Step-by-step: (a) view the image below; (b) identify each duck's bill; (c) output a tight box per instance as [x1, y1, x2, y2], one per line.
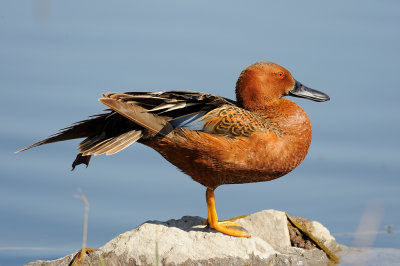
[289, 80, 330, 102]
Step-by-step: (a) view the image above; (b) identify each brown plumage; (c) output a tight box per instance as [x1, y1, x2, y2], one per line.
[17, 61, 330, 237]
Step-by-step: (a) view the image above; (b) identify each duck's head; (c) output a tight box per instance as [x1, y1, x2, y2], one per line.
[235, 61, 330, 110]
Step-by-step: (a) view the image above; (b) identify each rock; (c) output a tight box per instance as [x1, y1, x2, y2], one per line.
[26, 210, 344, 266]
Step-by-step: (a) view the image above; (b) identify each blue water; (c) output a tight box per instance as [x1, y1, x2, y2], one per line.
[1, 1, 400, 265]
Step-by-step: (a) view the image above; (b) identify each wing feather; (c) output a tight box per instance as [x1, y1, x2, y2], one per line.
[17, 90, 239, 169]
[201, 105, 269, 137]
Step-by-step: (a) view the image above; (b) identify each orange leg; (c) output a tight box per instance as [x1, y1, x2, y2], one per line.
[206, 187, 250, 237]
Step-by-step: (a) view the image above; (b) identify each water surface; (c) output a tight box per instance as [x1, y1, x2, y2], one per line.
[1, 1, 399, 265]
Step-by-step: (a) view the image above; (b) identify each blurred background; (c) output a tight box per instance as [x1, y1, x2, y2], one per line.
[1, 0, 399, 264]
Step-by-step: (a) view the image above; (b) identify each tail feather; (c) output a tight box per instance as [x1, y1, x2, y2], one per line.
[16, 114, 109, 153]
[81, 130, 142, 156]
[102, 130, 142, 155]
[72, 154, 91, 170]
[17, 111, 144, 169]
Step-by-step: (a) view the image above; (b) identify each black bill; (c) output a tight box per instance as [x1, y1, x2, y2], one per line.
[289, 80, 330, 102]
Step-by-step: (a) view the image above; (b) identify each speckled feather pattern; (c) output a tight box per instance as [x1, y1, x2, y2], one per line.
[201, 105, 268, 138]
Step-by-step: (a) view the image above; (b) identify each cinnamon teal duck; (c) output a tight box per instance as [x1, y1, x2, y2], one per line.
[18, 61, 330, 237]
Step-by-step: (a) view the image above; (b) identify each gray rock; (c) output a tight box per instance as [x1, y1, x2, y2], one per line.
[26, 210, 343, 266]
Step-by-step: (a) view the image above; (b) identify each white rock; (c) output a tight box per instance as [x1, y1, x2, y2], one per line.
[27, 210, 341, 266]
[310, 221, 336, 247]
[236, 209, 291, 249]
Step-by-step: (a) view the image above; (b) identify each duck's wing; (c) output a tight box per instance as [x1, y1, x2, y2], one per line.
[199, 105, 270, 138]
[113, 91, 270, 138]
[99, 91, 269, 139]
[101, 91, 235, 120]
[17, 90, 235, 169]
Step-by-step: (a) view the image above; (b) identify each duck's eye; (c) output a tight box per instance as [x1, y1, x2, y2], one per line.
[275, 71, 285, 78]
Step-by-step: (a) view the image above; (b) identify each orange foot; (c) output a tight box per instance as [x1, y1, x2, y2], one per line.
[206, 188, 250, 238]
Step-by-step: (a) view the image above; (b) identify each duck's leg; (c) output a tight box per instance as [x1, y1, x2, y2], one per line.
[206, 187, 250, 237]
[204, 209, 241, 227]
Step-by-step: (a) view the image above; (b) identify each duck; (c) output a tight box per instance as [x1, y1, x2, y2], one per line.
[17, 61, 330, 238]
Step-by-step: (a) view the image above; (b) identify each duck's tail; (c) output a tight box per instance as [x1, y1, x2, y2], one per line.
[16, 111, 145, 169]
